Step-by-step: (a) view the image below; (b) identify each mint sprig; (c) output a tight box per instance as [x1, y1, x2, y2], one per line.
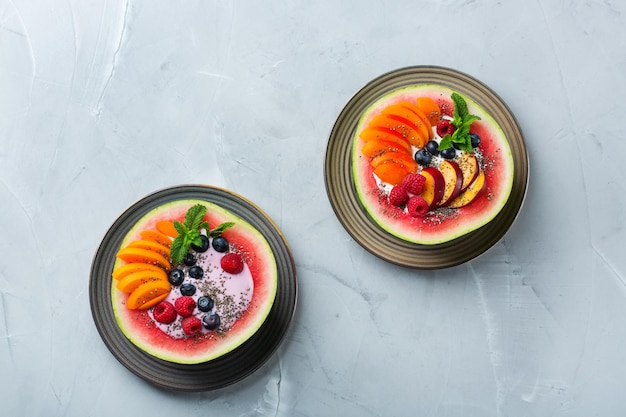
[169, 204, 234, 265]
[439, 92, 480, 153]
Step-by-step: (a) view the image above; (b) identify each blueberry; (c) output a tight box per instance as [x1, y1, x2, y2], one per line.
[202, 312, 221, 331]
[191, 235, 210, 253]
[168, 269, 184, 286]
[189, 265, 204, 279]
[211, 236, 229, 253]
[183, 253, 196, 266]
[470, 133, 481, 148]
[440, 147, 457, 159]
[197, 296, 214, 312]
[425, 140, 439, 155]
[180, 283, 196, 296]
[414, 148, 432, 166]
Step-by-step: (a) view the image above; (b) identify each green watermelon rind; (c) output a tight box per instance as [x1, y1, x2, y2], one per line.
[352, 84, 515, 245]
[111, 199, 278, 364]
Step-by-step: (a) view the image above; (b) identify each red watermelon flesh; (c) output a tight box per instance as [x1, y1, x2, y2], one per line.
[111, 200, 277, 364]
[352, 85, 514, 245]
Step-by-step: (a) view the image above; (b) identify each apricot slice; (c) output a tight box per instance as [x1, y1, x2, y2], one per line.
[370, 151, 418, 172]
[156, 220, 178, 238]
[116, 269, 168, 293]
[397, 101, 434, 140]
[416, 97, 442, 126]
[362, 139, 410, 158]
[140, 230, 172, 247]
[112, 263, 167, 281]
[359, 127, 412, 153]
[127, 240, 171, 258]
[381, 104, 429, 147]
[137, 292, 169, 310]
[373, 160, 413, 185]
[116, 247, 171, 270]
[126, 280, 171, 310]
[367, 113, 425, 148]
[448, 170, 486, 209]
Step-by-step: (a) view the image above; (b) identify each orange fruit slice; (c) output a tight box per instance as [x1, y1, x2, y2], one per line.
[140, 230, 172, 247]
[359, 127, 412, 153]
[156, 220, 178, 238]
[116, 269, 168, 293]
[112, 263, 167, 281]
[126, 280, 171, 310]
[367, 113, 425, 148]
[116, 247, 171, 270]
[126, 240, 171, 258]
[416, 97, 442, 126]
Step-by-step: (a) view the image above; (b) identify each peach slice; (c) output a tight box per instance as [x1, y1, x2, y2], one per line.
[381, 105, 428, 148]
[116, 247, 171, 270]
[416, 97, 442, 126]
[420, 167, 446, 208]
[438, 160, 464, 206]
[373, 160, 413, 186]
[448, 170, 486, 209]
[362, 139, 411, 158]
[367, 113, 425, 148]
[156, 220, 178, 238]
[126, 280, 172, 310]
[397, 101, 434, 140]
[370, 151, 418, 172]
[457, 153, 480, 191]
[127, 240, 170, 258]
[140, 230, 172, 247]
[116, 269, 168, 293]
[112, 263, 167, 281]
[359, 126, 412, 153]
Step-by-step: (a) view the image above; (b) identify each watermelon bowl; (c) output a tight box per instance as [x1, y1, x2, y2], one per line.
[325, 66, 529, 269]
[90, 185, 297, 391]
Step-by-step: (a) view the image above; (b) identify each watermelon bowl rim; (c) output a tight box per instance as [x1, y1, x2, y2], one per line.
[89, 184, 297, 391]
[324, 65, 529, 269]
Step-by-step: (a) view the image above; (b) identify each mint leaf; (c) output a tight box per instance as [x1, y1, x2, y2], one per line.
[210, 222, 235, 238]
[170, 235, 186, 265]
[451, 92, 468, 120]
[439, 134, 453, 151]
[200, 221, 210, 236]
[173, 220, 187, 236]
[185, 204, 207, 230]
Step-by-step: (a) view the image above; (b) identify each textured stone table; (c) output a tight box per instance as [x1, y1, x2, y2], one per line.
[2, 0, 625, 415]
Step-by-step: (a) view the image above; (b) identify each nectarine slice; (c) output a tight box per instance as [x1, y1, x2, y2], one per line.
[116, 247, 171, 270]
[438, 160, 464, 206]
[381, 105, 428, 148]
[126, 280, 171, 310]
[127, 240, 171, 258]
[362, 139, 411, 158]
[367, 113, 425, 148]
[156, 220, 178, 238]
[457, 153, 480, 191]
[448, 170, 486, 209]
[420, 167, 446, 208]
[359, 126, 412, 153]
[373, 160, 413, 186]
[116, 269, 168, 294]
[140, 230, 172, 247]
[112, 263, 167, 281]
[416, 97, 442, 126]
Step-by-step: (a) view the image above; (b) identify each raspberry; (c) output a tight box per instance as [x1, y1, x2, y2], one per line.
[174, 296, 196, 318]
[401, 173, 426, 195]
[153, 301, 177, 324]
[181, 316, 202, 336]
[406, 196, 429, 217]
[221, 253, 244, 274]
[436, 119, 456, 137]
[388, 184, 409, 207]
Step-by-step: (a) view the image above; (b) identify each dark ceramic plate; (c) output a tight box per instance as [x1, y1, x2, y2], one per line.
[90, 185, 297, 391]
[324, 66, 528, 269]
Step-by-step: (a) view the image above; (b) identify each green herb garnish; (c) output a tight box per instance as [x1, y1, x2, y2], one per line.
[169, 204, 234, 265]
[439, 92, 480, 153]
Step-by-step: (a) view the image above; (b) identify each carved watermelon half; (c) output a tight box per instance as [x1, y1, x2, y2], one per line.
[352, 85, 515, 244]
[111, 200, 278, 364]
